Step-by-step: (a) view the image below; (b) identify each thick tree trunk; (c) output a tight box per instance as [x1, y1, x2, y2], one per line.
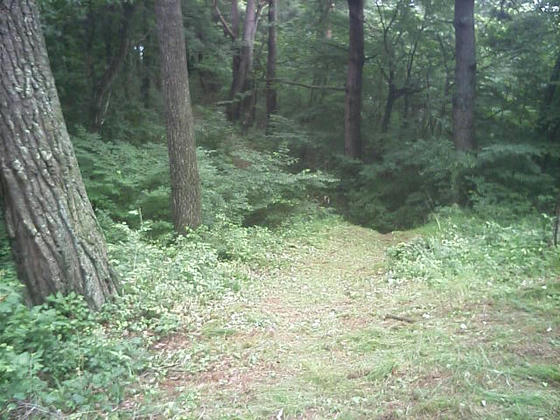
[0, 0, 118, 309]
[228, 0, 258, 123]
[90, 2, 137, 132]
[266, 0, 278, 130]
[344, 0, 365, 159]
[155, 0, 202, 232]
[453, 0, 476, 151]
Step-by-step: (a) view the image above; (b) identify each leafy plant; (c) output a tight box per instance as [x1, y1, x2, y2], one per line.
[387, 206, 560, 285]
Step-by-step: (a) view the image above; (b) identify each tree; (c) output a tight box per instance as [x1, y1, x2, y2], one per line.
[89, 2, 138, 132]
[373, 0, 426, 134]
[0, 0, 118, 309]
[228, 0, 260, 125]
[344, 0, 365, 159]
[213, 0, 242, 119]
[541, 50, 560, 140]
[266, 0, 278, 129]
[155, 0, 202, 232]
[453, 0, 477, 151]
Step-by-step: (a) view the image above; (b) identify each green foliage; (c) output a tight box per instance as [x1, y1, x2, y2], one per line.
[102, 220, 250, 335]
[340, 138, 467, 232]
[0, 199, 334, 416]
[0, 274, 144, 415]
[387, 206, 560, 286]
[0, 214, 142, 416]
[338, 136, 558, 232]
[469, 142, 558, 214]
[74, 114, 336, 235]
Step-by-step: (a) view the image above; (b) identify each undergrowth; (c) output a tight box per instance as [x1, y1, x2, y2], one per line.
[73, 113, 335, 236]
[387, 205, 560, 288]
[0, 204, 334, 416]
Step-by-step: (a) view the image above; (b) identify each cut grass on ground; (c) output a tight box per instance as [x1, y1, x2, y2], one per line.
[120, 220, 560, 419]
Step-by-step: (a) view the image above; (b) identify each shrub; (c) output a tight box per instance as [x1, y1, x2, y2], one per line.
[73, 116, 336, 235]
[0, 272, 144, 415]
[387, 207, 560, 286]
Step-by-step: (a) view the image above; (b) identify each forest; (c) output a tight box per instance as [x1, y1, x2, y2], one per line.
[0, 0, 559, 418]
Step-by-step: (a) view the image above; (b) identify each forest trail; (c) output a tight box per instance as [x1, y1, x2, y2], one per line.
[127, 223, 559, 419]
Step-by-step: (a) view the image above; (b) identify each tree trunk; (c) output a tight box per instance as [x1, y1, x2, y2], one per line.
[453, 0, 476, 151]
[308, 0, 334, 106]
[141, 5, 155, 109]
[544, 52, 560, 107]
[224, 0, 242, 120]
[228, 0, 258, 122]
[381, 84, 396, 133]
[155, 0, 202, 232]
[540, 51, 560, 140]
[266, 0, 278, 131]
[90, 2, 137, 132]
[0, 0, 118, 309]
[344, 0, 365, 159]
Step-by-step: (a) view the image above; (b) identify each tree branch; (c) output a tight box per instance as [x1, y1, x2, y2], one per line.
[213, 0, 235, 39]
[273, 79, 345, 91]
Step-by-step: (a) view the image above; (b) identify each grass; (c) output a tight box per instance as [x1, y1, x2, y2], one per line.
[115, 212, 559, 419]
[3, 208, 555, 417]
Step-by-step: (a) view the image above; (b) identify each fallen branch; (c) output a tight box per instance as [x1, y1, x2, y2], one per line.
[384, 314, 415, 323]
[272, 79, 345, 91]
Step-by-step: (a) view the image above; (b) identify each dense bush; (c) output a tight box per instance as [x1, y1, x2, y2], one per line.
[0, 271, 145, 416]
[337, 137, 558, 232]
[73, 113, 335, 235]
[339, 138, 465, 232]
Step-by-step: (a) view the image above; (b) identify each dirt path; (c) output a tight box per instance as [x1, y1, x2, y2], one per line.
[126, 223, 559, 419]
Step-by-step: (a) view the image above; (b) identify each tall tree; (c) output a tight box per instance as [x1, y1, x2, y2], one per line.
[213, 0, 242, 120]
[344, 0, 365, 159]
[228, 0, 260, 124]
[266, 0, 278, 129]
[89, 2, 137, 132]
[0, 0, 118, 309]
[453, 0, 477, 151]
[541, 50, 560, 140]
[155, 0, 202, 232]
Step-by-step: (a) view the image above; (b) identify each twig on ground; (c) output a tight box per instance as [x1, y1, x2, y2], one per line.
[384, 314, 415, 323]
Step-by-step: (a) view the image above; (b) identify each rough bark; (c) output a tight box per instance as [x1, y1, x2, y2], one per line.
[155, 0, 202, 232]
[0, 0, 118, 309]
[266, 0, 278, 130]
[344, 0, 365, 159]
[90, 2, 137, 132]
[228, 0, 258, 122]
[453, 0, 476, 151]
